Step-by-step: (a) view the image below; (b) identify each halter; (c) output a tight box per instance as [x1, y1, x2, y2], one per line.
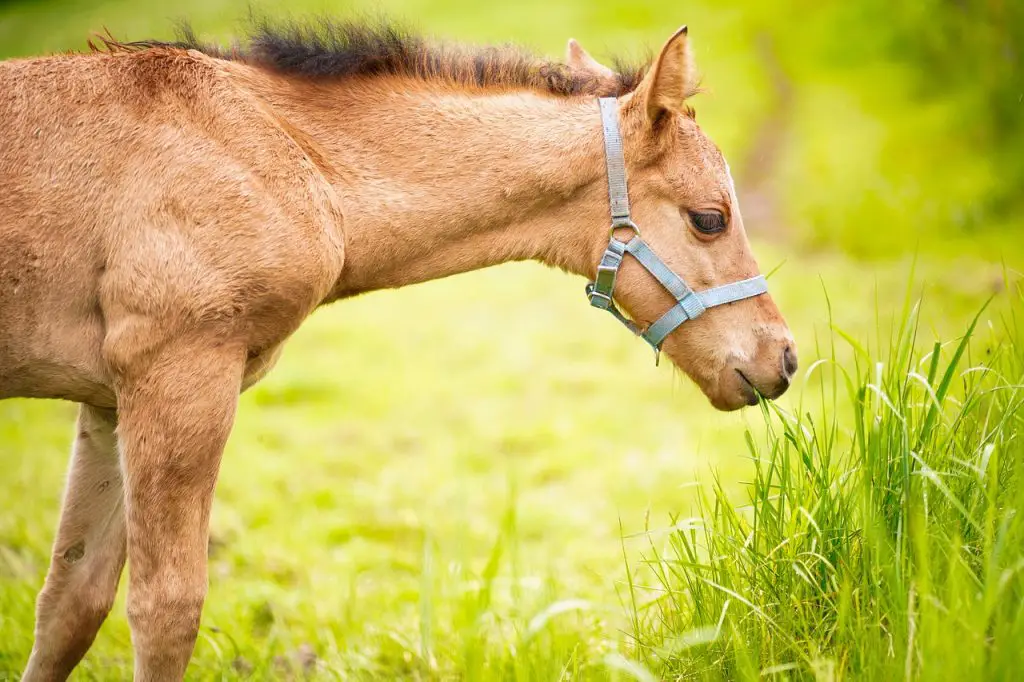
[585, 97, 768, 363]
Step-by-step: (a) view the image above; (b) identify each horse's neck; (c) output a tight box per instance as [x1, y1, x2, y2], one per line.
[243, 71, 608, 297]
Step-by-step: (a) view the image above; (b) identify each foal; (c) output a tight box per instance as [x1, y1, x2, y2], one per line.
[0, 19, 795, 679]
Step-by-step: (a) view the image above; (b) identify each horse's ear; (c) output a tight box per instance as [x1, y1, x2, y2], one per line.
[633, 26, 696, 126]
[566, 38, 615, 79]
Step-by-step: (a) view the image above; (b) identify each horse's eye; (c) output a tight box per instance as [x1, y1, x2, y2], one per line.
[688, 211, 727, 235]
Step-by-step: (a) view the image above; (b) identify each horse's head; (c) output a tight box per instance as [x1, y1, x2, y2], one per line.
[571, 28, 796, 411]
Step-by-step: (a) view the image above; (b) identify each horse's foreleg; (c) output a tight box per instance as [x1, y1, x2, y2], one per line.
[114, 337, 245, 681]
[23, 405, 127, 682]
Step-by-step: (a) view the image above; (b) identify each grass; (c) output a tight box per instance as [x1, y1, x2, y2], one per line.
[627, 289, 1024, 680]
[1, 0, 1022, 679]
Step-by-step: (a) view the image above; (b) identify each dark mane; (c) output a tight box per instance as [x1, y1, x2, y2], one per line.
[124, 18, 650, 97]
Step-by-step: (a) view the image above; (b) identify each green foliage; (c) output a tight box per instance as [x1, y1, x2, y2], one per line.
[863, 0, 1024, 217]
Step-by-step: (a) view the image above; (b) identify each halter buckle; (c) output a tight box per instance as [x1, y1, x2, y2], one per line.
[591, 266, 618, 307]
[585, 282, 612, 309]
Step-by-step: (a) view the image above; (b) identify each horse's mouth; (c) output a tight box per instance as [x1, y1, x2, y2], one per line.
[734, 369, 761, 406]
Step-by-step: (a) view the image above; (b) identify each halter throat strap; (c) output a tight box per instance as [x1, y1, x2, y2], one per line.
[585, 97, 768, 360]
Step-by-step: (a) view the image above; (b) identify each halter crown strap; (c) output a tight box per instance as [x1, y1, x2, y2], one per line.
[599, 98, 633, 229]
[586, 97, 769, 360]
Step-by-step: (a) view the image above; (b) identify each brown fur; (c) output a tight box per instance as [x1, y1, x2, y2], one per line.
[1, 21, 794, 680]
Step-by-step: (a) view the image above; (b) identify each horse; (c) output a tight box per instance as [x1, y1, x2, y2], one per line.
[0, 18, 796, 680]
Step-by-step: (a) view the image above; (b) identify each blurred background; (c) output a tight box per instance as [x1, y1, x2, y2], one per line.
[0, 0, 1020, 678]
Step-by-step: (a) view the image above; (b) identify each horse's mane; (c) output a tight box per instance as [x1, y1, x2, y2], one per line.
[116, 18, 650, 98]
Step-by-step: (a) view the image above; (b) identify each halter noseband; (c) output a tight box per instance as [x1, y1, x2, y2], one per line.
[585, 97, 768, 363]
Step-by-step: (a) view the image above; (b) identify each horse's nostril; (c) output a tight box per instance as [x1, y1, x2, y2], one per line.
[782, 345, 798, 378]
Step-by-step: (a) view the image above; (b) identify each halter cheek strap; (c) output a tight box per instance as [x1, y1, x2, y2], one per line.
[585, 97, 768, 362]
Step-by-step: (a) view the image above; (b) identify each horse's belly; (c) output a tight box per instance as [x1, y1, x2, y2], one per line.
[0, 224, 114, 406]
[0, 312, 114, 406]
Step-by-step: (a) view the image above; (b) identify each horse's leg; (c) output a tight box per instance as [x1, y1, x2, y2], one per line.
[114, 336, 244, 681]
[23, 405, 127, 682]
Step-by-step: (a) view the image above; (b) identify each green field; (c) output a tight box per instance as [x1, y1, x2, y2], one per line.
[1, 0, 1021, 679]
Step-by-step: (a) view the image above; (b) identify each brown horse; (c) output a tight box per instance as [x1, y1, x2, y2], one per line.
[0, 19, 795, 680]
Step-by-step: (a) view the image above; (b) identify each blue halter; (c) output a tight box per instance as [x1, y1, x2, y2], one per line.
[585, 98, 768, 362]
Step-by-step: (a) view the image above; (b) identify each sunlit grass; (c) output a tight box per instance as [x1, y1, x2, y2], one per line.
[625, 286, 1024, 680]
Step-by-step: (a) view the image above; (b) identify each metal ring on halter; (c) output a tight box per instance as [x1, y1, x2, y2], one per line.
[610, 217, 640, 238]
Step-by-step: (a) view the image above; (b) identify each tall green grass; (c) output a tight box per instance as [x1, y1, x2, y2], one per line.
[628, 286, 1024, 680]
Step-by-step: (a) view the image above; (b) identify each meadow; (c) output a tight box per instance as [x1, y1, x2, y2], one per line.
[0, 0, 1021, 679]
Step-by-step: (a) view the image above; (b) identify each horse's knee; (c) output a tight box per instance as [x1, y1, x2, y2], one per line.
[127, 580, 207, 630]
